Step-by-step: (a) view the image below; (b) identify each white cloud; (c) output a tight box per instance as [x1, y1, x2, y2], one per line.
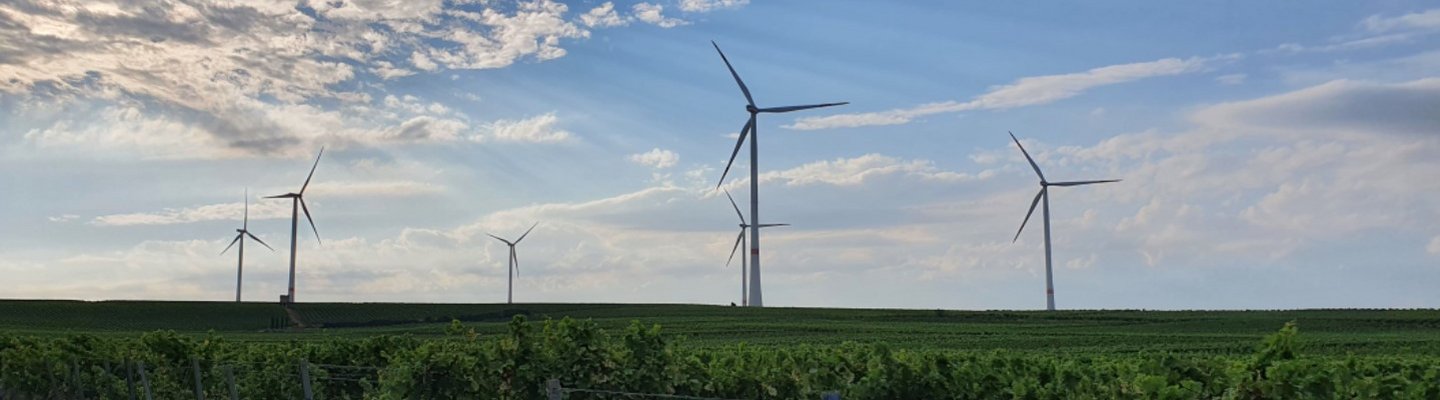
[787, 55, 1228, 130]
[479, 112, 575, 143]
[632, 3, 689, 28]
[678, 0, 749, 12]
[21, 106, 241, 160]
[48, 214, 79, 223]
[1361, 8, 1440, 33]
[580, 2, 628, 28]
[370, 61, 417, 80]
[0, 0, 616, 158]
[412, 51, 439, 71]
[629, 148, 680, 169]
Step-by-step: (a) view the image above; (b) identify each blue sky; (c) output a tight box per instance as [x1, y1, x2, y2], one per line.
[1, 0, 1438, 309]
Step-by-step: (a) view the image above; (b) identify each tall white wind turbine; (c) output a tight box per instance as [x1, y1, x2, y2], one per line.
[221, 189, 274, 303]
[488, 222, 537, 304]
[265, 148, 323, 304]
[712, 41, 847, 307]
[724, 190, 787, 306]
[1009, 132, 1120, 311]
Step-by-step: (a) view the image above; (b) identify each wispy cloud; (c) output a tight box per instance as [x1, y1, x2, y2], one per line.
[477, 113, 575, 143]
[1192, 78, 1440, 136]
[90, 181, 445, 226]
[1215, 74, 1247, 85]
[679, 0, 750, 12]
[1361, 8, 1440, 33]
[786, 55, 1231, 130]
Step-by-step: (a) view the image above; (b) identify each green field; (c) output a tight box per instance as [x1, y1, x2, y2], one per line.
[4, 301, 1440, 398]
[3, 300, 1438, 356]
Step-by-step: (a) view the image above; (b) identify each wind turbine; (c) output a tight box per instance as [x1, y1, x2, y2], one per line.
[221, 189, 274, 303]
[265, 148, 323, 304]
[488, 222, 537, 304]
[712, 41, 847, 307]
[1008, 132, 1120, 311]
[724, 190, 787, 306]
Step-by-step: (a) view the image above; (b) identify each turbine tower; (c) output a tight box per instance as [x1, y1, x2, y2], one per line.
[265, 148, 323, 304]
[712, 41, 847, 307]
[488, 222, 537, 304]
[221, 189, 274, 303]
[1008, 132, 1120, 311]
[724, 190, 787, 306]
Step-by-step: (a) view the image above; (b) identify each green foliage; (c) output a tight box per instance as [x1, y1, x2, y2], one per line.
[4, 320, 1440, 399]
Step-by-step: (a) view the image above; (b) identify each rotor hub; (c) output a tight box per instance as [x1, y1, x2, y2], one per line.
[745, 105, 758, 113]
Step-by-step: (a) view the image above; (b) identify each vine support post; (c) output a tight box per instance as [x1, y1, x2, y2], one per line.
[137, 361, 153, 400]
[223, 365, 239, 400]
[124, 358, 137, 400]
[546, 378, 562, 400]
[299, 359, 314, 400]
[191, 357, 206, 400]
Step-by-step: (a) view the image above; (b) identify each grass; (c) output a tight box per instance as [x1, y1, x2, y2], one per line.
[2, 300, 1438, 356]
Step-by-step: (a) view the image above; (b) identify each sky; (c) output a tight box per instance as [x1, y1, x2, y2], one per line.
[1, 1, 1438, 310]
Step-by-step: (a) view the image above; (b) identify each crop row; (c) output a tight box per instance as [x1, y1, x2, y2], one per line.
[2, 318, 1438, 399]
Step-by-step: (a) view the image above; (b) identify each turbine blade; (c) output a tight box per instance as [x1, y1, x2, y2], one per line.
[1009, 131, 1046, 182]
[758, 102, 849, 113]
[1048, 179, 1122, 187]
[299, 147, 324, 195]
[514, 222, 538, 244]
[756, 223, 789, 228]
[487, 233, 511, 245]
[300, 198, 320, 245]
[221, 234, 242, 255]
[716, 117, 754, 189]
[246, 232, 276, 251]
[724, 189, 745, 224]
[243, 188, 249, 230]
[263, 194, 294, 199]
[711, 41, 755, 107]
[726, 231, 745, 267]
[1013, 188, 1045, 243]
[511, 248, 520, 277]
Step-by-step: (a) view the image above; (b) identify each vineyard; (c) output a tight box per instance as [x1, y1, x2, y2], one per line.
[2, 301, 1440, 398]
[3, 317, 1440, 399]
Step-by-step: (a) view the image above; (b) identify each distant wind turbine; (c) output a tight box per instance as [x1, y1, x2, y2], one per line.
[488, 222, 538, 304]
[724, 190, 787, 306]
[1008, 132, 1120, 311]
[265, 148, 324, 304]
[221, 189, 274, 303]
[712, 41, 847, 307]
